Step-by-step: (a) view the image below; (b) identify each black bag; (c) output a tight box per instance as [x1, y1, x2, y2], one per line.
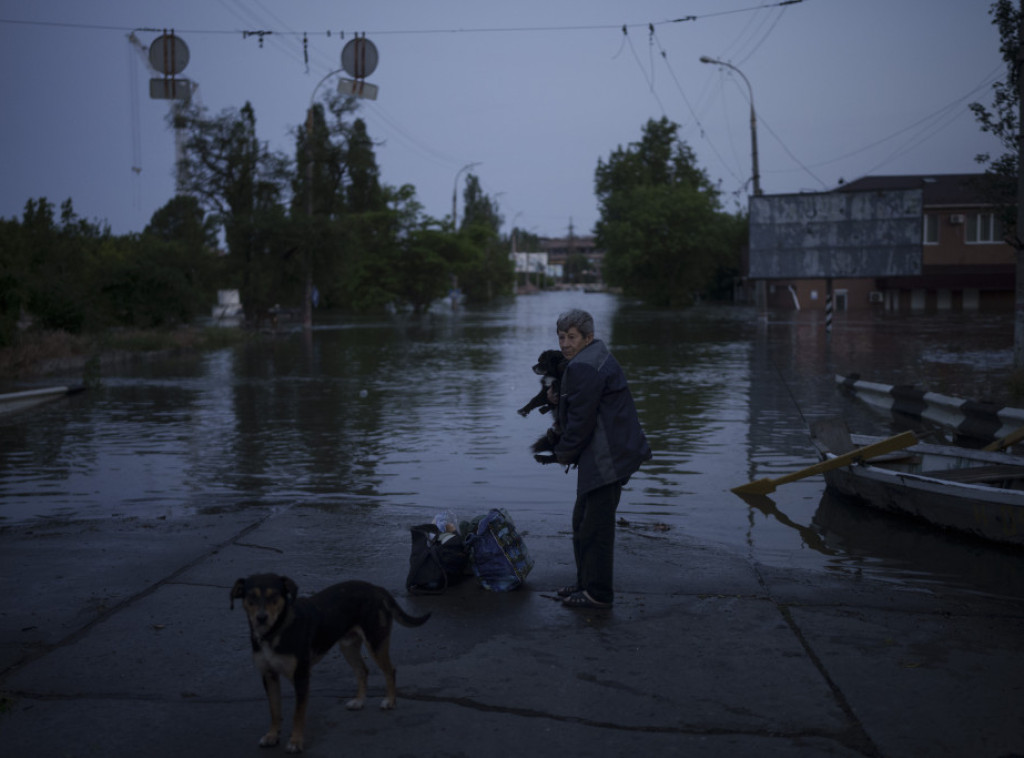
[405, 524, 468, 594]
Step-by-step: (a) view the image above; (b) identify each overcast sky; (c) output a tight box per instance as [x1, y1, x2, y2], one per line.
[0, 0, 1005, 240]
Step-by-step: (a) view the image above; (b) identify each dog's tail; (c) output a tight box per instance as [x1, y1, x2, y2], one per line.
[387, 595, 431, 628]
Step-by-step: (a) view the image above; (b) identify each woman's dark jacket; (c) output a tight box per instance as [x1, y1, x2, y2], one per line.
[554, 339, 651, 494]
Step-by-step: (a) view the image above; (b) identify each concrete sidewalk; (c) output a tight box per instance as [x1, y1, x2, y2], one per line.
[1, 504, 1022, 757]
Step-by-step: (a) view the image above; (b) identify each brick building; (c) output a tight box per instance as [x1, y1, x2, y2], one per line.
[751, 174, 1013, 312]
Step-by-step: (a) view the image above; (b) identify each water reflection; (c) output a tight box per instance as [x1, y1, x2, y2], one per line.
[0, 293, 1019, 599]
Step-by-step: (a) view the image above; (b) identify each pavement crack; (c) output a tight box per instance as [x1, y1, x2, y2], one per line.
[747, 556, 884, 758]
[403, 691, 865, 746]
[234, 541, 285, 553]
[0, 513, 275, 684]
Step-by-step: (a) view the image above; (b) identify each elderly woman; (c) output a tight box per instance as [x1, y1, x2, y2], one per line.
[548, 309, 651, 609]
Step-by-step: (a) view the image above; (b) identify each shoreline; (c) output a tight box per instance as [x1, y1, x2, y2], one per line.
[0, 327, 251, 383]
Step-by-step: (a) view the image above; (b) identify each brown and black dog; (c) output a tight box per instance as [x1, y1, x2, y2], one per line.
[230, 574, 430, 753]
[517, 349, 567, 464]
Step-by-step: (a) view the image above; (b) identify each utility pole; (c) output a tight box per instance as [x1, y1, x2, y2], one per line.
[699, 56, 761, 196]
[1016, 3, 1024, 367]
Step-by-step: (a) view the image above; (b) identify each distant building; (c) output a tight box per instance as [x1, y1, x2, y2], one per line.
[538, 234, 605, 285]
[511, 252, 562, 281]
[745, 174, 1013, 312]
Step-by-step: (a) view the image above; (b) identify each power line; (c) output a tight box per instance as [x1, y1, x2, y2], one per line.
[813, 66, 1003, 172]
[647, 29, 746, 191]
[0, 2, 808, 37]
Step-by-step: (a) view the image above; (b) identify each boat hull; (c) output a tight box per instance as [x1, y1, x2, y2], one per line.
[0, 386, 81, 416]
[813, 426, 1024, 547]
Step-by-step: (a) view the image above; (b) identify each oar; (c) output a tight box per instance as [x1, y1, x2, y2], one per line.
[732, 430, 918, 496]
[983, 424, 1024, 452]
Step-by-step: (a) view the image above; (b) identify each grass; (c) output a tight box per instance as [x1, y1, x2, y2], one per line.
[0, 327, 253, 380]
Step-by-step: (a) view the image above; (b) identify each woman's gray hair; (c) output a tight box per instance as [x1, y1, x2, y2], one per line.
[556, 309, 594, 338]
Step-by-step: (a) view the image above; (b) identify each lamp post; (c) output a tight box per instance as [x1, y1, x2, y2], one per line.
[700, 56, 761, 196]
[452, 161, 480, 230]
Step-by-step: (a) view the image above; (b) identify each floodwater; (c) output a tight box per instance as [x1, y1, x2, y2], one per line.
[2, 292, 1021, 599]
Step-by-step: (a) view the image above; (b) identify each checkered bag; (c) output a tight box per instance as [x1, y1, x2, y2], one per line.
[465, 508, 534, 592]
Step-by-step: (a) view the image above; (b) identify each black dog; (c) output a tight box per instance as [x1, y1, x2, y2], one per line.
[231, 574, 430, 753]
[517, 349, 565, 417]
[517, 349, 566, 464]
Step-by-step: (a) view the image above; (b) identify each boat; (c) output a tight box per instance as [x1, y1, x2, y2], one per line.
[0, 385, 84, 416]
[808, 417, 1024, 547]
[836, 373, 1024, 448]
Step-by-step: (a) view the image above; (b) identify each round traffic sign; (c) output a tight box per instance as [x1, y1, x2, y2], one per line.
[341, 37, 378, 79]
[149, 33, 190, 75]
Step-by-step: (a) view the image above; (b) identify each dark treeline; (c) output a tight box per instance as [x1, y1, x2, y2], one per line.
[0, 94, 514, 347]
[0, 101, 745, 347]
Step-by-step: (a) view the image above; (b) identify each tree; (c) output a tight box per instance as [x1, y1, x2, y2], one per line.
[172, 100, 291, 324]
[393, 226, 472, 312]
[459, 174, 502, 233]
[971, 0, 1024, 366]
[128, 195, 222, 326]
[19, 198, 109, 333]
[345, 118, 385, 213]
[145, 194, 218, 249]
[0, 216, 22, 345]
[454, 174, 513, 302]
[595, 117, 737, 307]
[0, 196, 223, 338]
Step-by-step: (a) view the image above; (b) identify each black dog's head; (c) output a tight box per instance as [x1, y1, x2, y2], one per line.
[533, 349, 565, 379]
[231, 573, 298, 636]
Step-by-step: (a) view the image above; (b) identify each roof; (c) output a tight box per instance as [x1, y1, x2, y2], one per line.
[835, 173, 1004, 206]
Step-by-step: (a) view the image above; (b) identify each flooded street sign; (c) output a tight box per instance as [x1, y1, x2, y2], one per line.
[149, 78, 196, 100]
[337, 78, 378, 100]
[148, 32, 190, 75]
[147, 32, 193, 101]
[341, 36, 378, 79]
[339, 36, 379, 99]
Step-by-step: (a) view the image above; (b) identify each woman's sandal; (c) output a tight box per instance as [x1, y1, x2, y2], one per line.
[561, 590, 612, 609]
[556, 585, 580, 598]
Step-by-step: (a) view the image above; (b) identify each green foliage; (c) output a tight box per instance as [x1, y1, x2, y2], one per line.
[394, 226, 470, 312]
[460, 174, 502, 233]
[454, 173, 513, 302]
[145, 195, 218, 248]
[20, 198, 108, 333]
[595, 117, 742, 307]
[971, 1, 1019, 167]
[970, 1, 1020, 233]
[0, 218, 28, 346]
[4, 98, 515, 334]
[99, 236, 209, 328]
[0, 196, 223, 342]
[173, 100, 291, 323]
[345, 118, 385, 213]
[456, 220, 515, 303]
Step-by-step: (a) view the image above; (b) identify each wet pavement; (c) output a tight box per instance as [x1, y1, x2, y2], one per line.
[2, 502, 1022, 757]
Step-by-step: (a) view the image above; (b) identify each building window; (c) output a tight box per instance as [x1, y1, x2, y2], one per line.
[923, 213, 939, 245]
[965, 212, 1003, 244]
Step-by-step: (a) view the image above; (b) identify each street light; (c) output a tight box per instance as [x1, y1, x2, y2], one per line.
[452, 161, 481, 229]
[700, 56, 761, 196]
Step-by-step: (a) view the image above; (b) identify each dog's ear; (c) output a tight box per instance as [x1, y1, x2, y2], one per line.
[281, 575, 298, 603]
[230, 578, 247, 609]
